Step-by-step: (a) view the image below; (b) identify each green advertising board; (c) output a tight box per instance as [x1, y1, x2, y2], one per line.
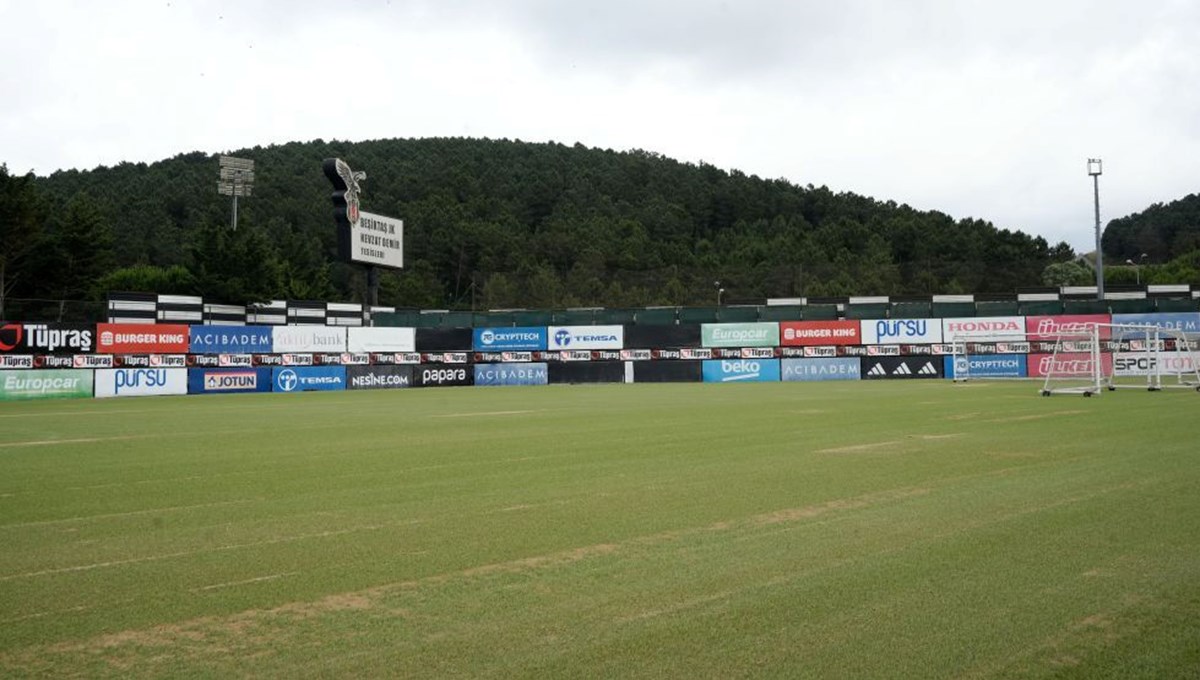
[701, 322, 780, 348]
[0, 370, 94, 401]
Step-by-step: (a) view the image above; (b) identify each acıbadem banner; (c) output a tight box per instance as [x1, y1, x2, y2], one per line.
[0, 369, 94, 400]
[700, 323, 779, 348]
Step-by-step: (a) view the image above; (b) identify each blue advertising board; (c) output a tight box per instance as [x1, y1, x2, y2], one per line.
[701, 358, 781, 383]
[781, 357, 861, 382]
[473, 362, 549, 387]
[272, 366, 347, 393]
[1111, 313, 1200, 335]
[472, 327, 547, 351]
[187, 367, 273, 394]
[943, 354, 1028, 379]
[188, 325, 274, 354]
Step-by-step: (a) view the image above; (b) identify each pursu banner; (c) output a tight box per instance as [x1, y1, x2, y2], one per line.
[700, 323, 780, 348]
[860, 319, 943, 345]
[0, 369, 93, 400]
[95, 368, 188, 398]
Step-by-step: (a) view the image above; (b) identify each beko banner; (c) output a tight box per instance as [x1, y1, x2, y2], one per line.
[546, 326, 623, 350]
[860, 319, 943, 345]
[272, 366, 346, 393]
[96, 323, 190, 354]
[701, 323, 780, 348]
[188, 325, 273, 354]
[95, 368, 188, 398]
[187, 367, 273, 394]
[472, 327, 547, 351]
[943, 354, 1027, 380]
[862, 356, 944, 379]
[701, 358, 781, 382]
[346, 365, 413, 389]
[1111, 313, 1200, 335]
[781, 357, 861, 381]
[272, 326, 347, 353]
[779, 321, 861, 346]
[0, 323, 95, 354]
[346, 327, 416, 353]
[0, 369, 93, 400]
[941, 317, 1026, 342]
[474, 362, 549, 386]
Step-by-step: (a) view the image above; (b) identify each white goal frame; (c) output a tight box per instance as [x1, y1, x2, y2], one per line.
[1102, 323, 1200, 392]
[1039, 325, 1103, 397]
[949, 334, 1032, 383]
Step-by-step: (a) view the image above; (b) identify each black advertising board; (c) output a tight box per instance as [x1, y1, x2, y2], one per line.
[413, 364, 474, 387]
[624, 324, 702, 349]
[861, 356, 945, 380]
[632, 360, 702, 383]
[548, 361, 625, 384]
[415, 328, 473, 352]
[346, 365, 413, 389]
[0, 323, 95, 354]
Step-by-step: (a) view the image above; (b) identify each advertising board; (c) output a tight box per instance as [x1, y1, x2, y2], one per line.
[188, 325, 273, 354]
[779, 321, 861, 346]
[0, 322, 95, 354]
[943, 354, 1028, 380]
[0, 369, 93, 400]
[1026, 353, 1114, 378]
[414, 364, 473, 387]
[473, 362, 549, 387]
[1111, 313, 1200, 336]
[346, 327, 416, 353]
[860, 319, 943, 345]
[862, 356, 944, 379]
[187, 367, 273, 394]
[346, 365, 413, 389]
[94, 368, 188, 398]
[546, 326, 623, 350]
[701, 358, 781, 383]
[1112, 352, 1197, 377]
[272, 366, 346, 393]
[781, 357, 861, 382]
[96, 323, 189, 354]
[548, 362, 625, 384]
[625, 325, 701, 349]
[472, 327, 547, 351]
[1025, 314, 1112, 341]
[632, 361, 701, 383]
[701, 323, 779, 348]
[415, 328, 473, 351]
[941, 316, 1026, 342]
[271, 326, 347, 353]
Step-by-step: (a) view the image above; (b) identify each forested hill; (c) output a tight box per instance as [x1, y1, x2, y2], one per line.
[7, 137, 1076, 311]
[1102, 193, 1200, 264]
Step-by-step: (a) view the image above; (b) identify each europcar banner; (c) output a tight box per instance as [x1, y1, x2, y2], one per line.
[701, 323, 779, 348]
[860, 319, 943, 345]
[346, 365, 413, 389]
[474, 362, 549, 386]
[472, 327, 547, 351]
[188, 325, 273, 354]
[779, 321, 860, 346]
[546, 326, 623, 350]
[346, 327, 416, 353]
[272, 366, 346, 393]
[1111, 313, 1200, 335]
[781, 357, 861, 381]
[701, 358, 781, 382]
[941, 317, 1026, 342]
[862, 356, 944, 379]
[96, 323, 189, 354]
[94, 368, 187, 398]
[187, 367, 273, 394]
[943, 354, 1027, 380]
[0, 322, 95, 354]
[1025, 314, 1112, 341]
[0, 369, 93, 400]
[272, 326, 347, 353]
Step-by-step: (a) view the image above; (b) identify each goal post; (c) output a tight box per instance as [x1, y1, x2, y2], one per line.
[1105, 323, 1200, 392]
[1038, 324, 1103, 397]
[949, 334, 1031, 382]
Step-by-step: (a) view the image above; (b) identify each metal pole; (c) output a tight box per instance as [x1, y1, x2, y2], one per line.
[1092, 172, 1103, 300]
[232, 193, 239, 232]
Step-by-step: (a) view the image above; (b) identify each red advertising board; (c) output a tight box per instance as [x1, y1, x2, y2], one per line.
[96, 323, 190, 354]
[1027, 353, 1113, 378]
[1025, 314, 1112, 341]
[780, 321, 861, 346]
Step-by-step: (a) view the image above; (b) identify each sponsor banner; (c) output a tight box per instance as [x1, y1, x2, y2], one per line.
[803, 346, 837, 358]
[346, 326, 415, 353]
[271, 325, 347, 353]
[943, 354, 1028, 379]
[116, 355, 150, 368]
[422, 352, 468, 364]
[415, 327, 473, 352]
[1, 355, 34, 369]
[903, 345, 933, 356]
[95, 368, 188, 398]
[97, 323, 190, 354]
[370, 353, 397, 365]
[680, 348, 713, 360]
[281, 353, 314, 366]
[625, 324, 702, 349]
[862, 357, 944, 379]
[714, 348, 743, 359]
[74, 354, 115, 369]
[35, 355, 74, 369]
[780, 320, 861, 346]
[188, 367, 273, 394]
[219, 354, 253, 367]
[594, 350, 621, 361]
[781, 357, 861, 382]
[347, 364, 413, 389]
[702, 358, 781, 383]
[861, 319, 943, 345]
[397, 352, 423, 364]
[472, 327, 547, 351]
[272, 366, 346, 393]
[0, 322, 95, 354]
[1113, 352, 1198, 376]
[501, 351, 532, 362]
[548, 361, 625, 384]
[995, 342, 1031, 354]
[653, 349, 682, 360]
[253, 354, 284, 366]
[188, 354, 220, 367]
[414, 364, 473, 387]
[867, 345, 901, 356]
[839, 345, 870, 357]
[1111, 313, 1200, 336]
[941, 316, 1026, 342]
[741, 347, 776, 359]
[474, 362, 549, 387]
[316, 353, 344, 365]
[340, 352, 370, 365]
[0, 369, 94, 400]
[620, 349, 652, 361]
[1026, 314, 1112, 341]
[1027, 353, 1113, 378]
[188, 325, 273, 354]
[632, 360, 702, 383]
[561, 350, 593, 362]
[931, 344, 956, 355]
[547, 325, 624, 350]
[701, 323, 779, 348]
[150, 354, 187, 367]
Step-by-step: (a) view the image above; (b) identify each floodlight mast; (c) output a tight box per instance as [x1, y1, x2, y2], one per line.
[217, 156, 255, 231]
[1088, 158, 1103, 301]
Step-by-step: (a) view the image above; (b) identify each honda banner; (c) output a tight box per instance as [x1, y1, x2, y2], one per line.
[862, 356, 944, 379]
[701, 323, 780, 348]
[187, 367, 273, 394]
[272, 366, 346, 393]
[96, 323, 189, 354]
[271, 326, 347, 353]
[0, 369, 93, 401]
[188, 325, 273, 354]
[346, 327, 416, 353]
[1025, 314, 1112, 341]
[781, 357, 861, 382]
[860, 319, 943, 345]
[472, 327, 547, 351]
[94, 368, 188, 398]
[346, 365, 413, 389]
[546, 326, 623, 350]
[943, 354, 1028, 380]
[474, 362, 549, 387]
[0, 322, 95, 354]
[941, 316, 1026, 342]
[701, 358, 781, 382]
[779, 320, 861, 346]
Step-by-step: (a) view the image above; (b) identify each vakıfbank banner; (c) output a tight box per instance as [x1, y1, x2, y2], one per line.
[781, 357, 861, 381]
[272, 366, 346, 393]
[943, 354, 1027, 380]
[546, 326, 623, 350]
[0, 369, 93, 400]
[701, 323, 779, 348]
[860, 319, 943, 345]
[941, 316, 1026, 342]
[346, 327, 415, 353]
[188, 325, 273, 354]
[472, 327, 547, 351]
[188, 367, 273, 394]
[701, 358, 781, 382]
[1111, 313, 1200, 335]
[474, 362, 549, 386]
[271, 326, 347, 353]
[95, 368, 188, 398]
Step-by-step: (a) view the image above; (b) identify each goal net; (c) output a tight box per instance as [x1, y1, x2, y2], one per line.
[1105, 323, 1200, 392]
[949, 334, 1031, 382]
[1038, 325, 1103, 397]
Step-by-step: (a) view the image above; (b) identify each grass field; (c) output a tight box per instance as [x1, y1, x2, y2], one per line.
[1, 381, 1198, 678]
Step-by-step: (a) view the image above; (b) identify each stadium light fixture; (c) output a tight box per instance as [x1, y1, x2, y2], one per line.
[217, 156, 255, 231]
[1087, 158, 1103, 300]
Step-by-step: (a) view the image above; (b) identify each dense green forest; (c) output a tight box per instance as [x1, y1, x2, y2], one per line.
[1, 137, 1196, 319]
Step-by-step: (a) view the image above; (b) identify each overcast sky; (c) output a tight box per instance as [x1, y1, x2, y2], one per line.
[3, 1, 1198, 251]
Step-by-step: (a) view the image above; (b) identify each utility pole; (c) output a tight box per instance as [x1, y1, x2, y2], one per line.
[1087, 158, 1103, 301]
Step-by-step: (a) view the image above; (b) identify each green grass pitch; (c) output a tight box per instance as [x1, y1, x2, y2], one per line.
[1, 381, 1198, 678]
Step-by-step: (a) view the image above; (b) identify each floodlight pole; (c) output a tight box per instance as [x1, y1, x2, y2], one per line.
[1088, 158, 1104, 301]
[218, 156, 255, 232]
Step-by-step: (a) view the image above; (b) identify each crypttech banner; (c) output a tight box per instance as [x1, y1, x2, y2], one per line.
[0, 369, 93, 401]
[94, 368, 187, 398]
[943, 354, 1028, 380]
[188, 325, 273, 354]
[701, 358, 781, 383]
[781, 357, 861, 382]
[860, 319, 943, 345]
[272, 326, 347, 354]
[862, 356, 944, 379]
[187, 367, 273, 394]
[346, 365, 413, 390]
[941, 317, 1026, 342]
[346, 327, 415, 353]
[1025, 314, 1112, 341]
[779, 321, 860, 346]
[472, 327, 547, 351]
[272, 366, 346, 393]
[96, 323, 190, 354]
[1111, 313, 1200, 335]
[0, 322, 95, 354]
[474, 362, 549, 387]
[414, 364, 473, 387]
[701, 323, 779, 348]
[546, 326, 623, 351]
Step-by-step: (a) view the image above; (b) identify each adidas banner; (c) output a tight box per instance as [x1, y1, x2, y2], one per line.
[861, 356, 944, 380]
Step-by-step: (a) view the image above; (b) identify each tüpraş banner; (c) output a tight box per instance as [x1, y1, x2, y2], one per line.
[414, 364, 473, 387]
[94, 368, 188, 398]
[272, 326, 347, 353]
[943, 354, 1027, 380]
[188, 325, 273, 354]
[546, 326, 623, 350]
[0, 322, 95, 354]
[0, 369, 93, 400]
[779, 321, 860, 346]
[1025, 314, 1112, 341]
[781, 357, 861, 381]
[187, 367, 273, 394]
[862, 357, 944, 379]
[701, 323, 780, 348]
[346, 365, 413, 389]
[97, 323, 190, 354]
[1113, 351, 1198, 377]
[474, 362, 549, 386]
[860, 319, 943, 345]
[702, 358, 781, 382]
[1111, 313, 1200, 336]
[941, 316, 1025, 342]
[346, 327, 415, 353]
[272, 366, 346, 393]
[472, 327, 547, 351]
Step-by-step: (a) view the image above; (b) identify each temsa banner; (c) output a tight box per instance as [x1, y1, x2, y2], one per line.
[1027, 353, 1113, 378]
[1025, 314, 1112, 341]
[96, 323, 189, 354]
[779, 321, 860, 346]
